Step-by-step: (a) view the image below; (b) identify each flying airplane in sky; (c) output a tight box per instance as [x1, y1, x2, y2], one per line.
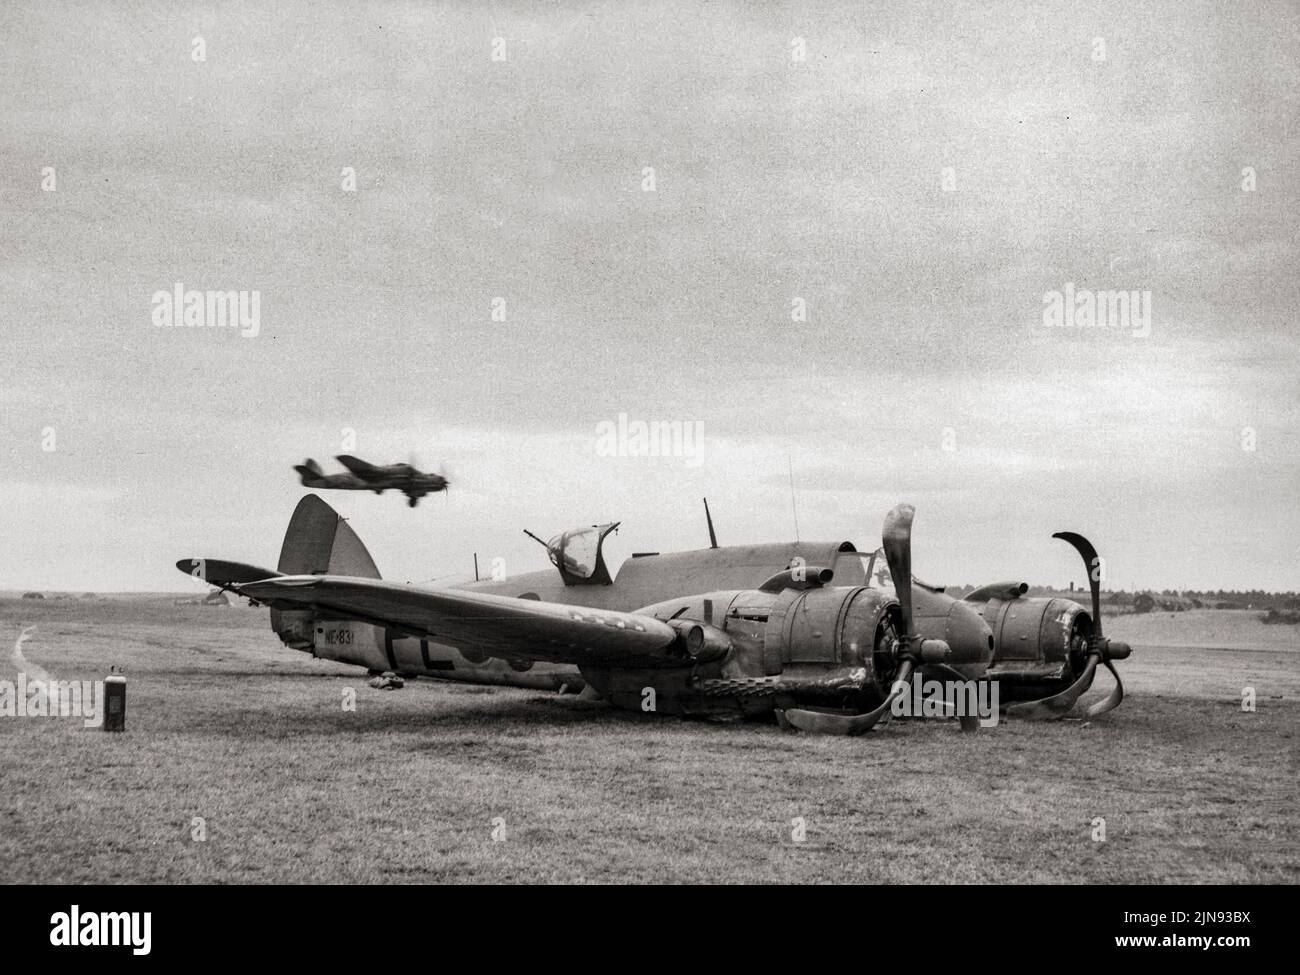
[178, 494, 1130, 735]
[293, 456, 448, 507]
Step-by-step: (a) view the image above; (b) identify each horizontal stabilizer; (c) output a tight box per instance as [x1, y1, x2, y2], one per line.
[174, 559, 281, 589]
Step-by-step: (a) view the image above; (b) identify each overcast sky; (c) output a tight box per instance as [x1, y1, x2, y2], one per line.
[2, 1, 1296, 593]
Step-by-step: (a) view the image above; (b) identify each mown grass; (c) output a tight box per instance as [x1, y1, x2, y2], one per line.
[1, 597, 1296, 883]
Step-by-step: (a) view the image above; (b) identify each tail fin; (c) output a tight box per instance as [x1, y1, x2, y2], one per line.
[293, 458, 324, 483]
[272, 495, 380, 650]
[277, 494, 381, 578]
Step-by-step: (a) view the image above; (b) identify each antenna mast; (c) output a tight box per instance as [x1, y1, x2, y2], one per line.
[787, 454, 801, 541]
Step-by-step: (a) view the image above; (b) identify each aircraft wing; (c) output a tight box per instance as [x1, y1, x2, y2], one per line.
[236, 575, 697, 668]
[335, 455, 385, 478]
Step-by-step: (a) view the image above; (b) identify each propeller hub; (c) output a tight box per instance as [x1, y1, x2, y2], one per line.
[1102, 639, 1132, 660]
[916, 638, 952, 664]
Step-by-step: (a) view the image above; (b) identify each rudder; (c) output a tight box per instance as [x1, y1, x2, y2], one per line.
[271, 495, 380, 651]
[277, 494, 381, 578]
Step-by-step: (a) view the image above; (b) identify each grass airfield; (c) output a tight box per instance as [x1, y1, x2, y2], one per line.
[1, 596, 1296, 884]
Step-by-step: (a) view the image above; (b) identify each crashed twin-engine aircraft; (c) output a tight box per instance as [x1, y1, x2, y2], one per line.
[177, 495, 1130, 735]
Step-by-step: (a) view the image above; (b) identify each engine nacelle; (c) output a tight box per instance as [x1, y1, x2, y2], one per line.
[633, 585, 895, 708]
[763, 585, 896, 677]
[978, 595, 1091, 678]
[621, 576, 995, 717]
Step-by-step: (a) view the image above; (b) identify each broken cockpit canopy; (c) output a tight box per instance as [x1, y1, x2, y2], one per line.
[545, 522, 620, 586]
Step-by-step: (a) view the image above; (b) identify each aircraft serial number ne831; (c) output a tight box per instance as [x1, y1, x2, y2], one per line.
[321, 628, 353, 646]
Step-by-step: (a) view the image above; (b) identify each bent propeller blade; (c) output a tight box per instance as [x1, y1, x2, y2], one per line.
[1006, 653, 1100, 720]
[1086, 659, 1125, 717]
[779, 659, 915, 737]
[1053, 531, 1103, 639]
[882, 503, 915, 632]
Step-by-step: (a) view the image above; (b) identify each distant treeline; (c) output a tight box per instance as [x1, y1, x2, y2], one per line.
[943, 586, 1300, 614]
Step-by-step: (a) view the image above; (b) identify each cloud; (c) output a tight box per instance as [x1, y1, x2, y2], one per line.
[1, 1, 1296, 591]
